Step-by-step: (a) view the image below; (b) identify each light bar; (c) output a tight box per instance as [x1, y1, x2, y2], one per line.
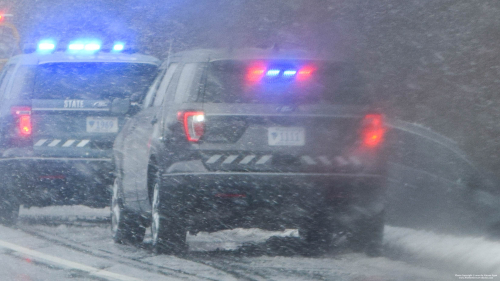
[283, 70, 297, 77]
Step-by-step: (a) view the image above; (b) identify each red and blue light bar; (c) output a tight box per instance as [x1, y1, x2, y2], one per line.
[246, 65, 315, 82]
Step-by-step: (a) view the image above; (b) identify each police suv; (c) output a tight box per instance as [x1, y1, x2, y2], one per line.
[0, 40, 160, 224]
[112, 48, 388, 256]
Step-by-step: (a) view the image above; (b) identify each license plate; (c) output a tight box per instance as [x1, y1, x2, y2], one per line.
[86, 117, 118, 133]
[268, 127, 305, 146]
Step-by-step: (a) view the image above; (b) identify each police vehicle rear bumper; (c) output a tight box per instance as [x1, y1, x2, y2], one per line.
[0, 157, 113, 207]
[160, 171, 386, 233]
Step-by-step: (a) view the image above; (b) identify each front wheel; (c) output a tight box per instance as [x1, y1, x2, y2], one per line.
[0, 178, 20, 226]
[298, 212, 333, 255]
[151, 171, 187, 254]
[0, 198, 19, 226]
[111, 178, 145, 244]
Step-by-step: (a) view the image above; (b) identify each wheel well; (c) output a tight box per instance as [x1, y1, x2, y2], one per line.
[147, 156, 158, 205]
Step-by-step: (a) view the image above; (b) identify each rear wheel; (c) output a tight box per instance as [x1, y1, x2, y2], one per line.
[347, 211, 385, 257]
[299, 212, 333, 255]
[111, 178, 145, 244]
[151, 171, 187, 254]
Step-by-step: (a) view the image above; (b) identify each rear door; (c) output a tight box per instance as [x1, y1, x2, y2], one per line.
[121, 63, 179, 211]
[24, 62, 158, 158]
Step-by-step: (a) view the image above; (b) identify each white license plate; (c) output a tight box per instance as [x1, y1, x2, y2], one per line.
[86, 117, 118, 133]
[268, 127, 305, 146]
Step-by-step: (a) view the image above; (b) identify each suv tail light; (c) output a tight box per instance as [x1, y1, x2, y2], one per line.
[11, 106, 32, 136]
[179, 111, 205, 142]
[361, 114, 385, 148]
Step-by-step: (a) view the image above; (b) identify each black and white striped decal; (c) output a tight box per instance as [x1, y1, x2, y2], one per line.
[204, 155, 345, 166]
[34, 139, 90, 148]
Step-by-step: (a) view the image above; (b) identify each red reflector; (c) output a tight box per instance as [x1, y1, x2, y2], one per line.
[362, 114, 385, 148]
[215, 193, 247, 198]
[19, 115, 32, 136]
[180, 111, 205, 142]
[11, 106, 32, 136]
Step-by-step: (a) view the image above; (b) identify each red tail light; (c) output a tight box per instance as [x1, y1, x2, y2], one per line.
[179, 111, 205, 142]
[361, 114, 385, 148]
[11, 106, 32, 136]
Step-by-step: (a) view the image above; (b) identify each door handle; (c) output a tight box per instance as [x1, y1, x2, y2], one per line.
[151, 116, 158, 125]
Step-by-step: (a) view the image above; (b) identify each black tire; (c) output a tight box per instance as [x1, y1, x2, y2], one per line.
[151, 170, 187, 254]
[298, 212, 333, 255]
[347, 211, 385, 257]
[0, 198, 20, 226]
[0, 176, 20, 226]
[111, 178, 146, 244]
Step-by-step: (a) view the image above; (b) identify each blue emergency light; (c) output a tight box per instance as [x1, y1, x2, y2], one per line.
[84, 43, 101, 51]
[113, 43, 124, 51]
[38, 42, 55, 51]
[266, 69, 280, 77]
[68, 43, 84, 50]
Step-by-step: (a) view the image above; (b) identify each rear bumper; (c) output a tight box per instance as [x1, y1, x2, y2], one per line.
[160, 171, 386, 232]
[0, 157, 113, 206]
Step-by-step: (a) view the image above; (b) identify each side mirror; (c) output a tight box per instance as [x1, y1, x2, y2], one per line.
[110, 98, 130, 114]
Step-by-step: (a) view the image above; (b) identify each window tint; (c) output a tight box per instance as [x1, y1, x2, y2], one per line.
[174, 63, 199, 103]
[201, 60, 368, 104]
[143, 68, 166, 108]
[33, 62, 158, 100]
[153, 63, 178, 107]
[0, 64, 16, 101]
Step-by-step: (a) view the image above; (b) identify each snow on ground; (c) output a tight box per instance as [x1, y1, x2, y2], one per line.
[384, 226, 500, 274]
[19, 206, 500, 275]
[20, 205, 110, 218]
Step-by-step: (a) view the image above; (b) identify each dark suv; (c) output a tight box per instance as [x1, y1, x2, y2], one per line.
[112, 48, 388, 256]
[0, 46, 160, 224]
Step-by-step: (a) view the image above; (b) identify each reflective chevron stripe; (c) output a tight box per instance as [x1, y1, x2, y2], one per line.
[206, 155, 222, 164]
[34, 139, 48, 147]
[239, 155, 256, 164]
[62, 140, 76, 147]
[76, 140, 90, 147]
[222, 155, 238, 164]
[255, 155, 272, 165]
[48, 140, 61, 147]
[204, 154, 341, 166]
[33, 139, 90, 148]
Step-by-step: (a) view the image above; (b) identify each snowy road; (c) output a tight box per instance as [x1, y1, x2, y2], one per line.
[0, 206, 497, 281]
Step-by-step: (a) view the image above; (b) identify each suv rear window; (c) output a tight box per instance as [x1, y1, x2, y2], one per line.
[201, 60, 369, 105]
[18, 62, 158, 100]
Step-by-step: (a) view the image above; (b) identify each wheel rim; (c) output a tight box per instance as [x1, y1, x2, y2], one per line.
[111, 179, 120, 235]
[151, 180, 160, 245]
